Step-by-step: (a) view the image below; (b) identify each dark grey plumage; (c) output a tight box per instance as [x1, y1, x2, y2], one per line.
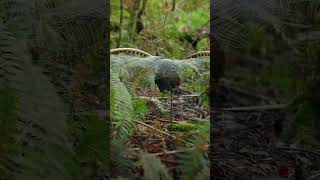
[154, 60, 181, 93]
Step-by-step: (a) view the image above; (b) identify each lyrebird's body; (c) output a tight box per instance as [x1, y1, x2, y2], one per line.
[110, 48, 210, 93]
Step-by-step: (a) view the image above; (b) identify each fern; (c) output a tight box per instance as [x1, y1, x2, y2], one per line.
[73, 114, 108, 177]
[0, 0, 109, 179]
[132, 98, 149, 118]
[177, 123, 209, 180]
[111, 69, 135, 139]
[139, 153, 172, 180]
[0, 31, 82, 179]
[110, 54, 210, 179]
[110, 139, 133, 178]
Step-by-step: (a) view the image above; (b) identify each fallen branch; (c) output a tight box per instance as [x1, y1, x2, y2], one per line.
[213, 151, 268, 175]
[180, 94, 200, 97]
[133, 120, 193, 146]
[221, 79, 276, 104]
[133, 119, 173, 137]
[154, 118, 180, 124]
[149, 144, 209, 156]
[136, 94, 199, 100]
[248, 156, 268, 176]
[277, 146, 320, 156]
[150, 148, 194, 156]
[135, 96, 167, 100]
[216, 104, 287, 112]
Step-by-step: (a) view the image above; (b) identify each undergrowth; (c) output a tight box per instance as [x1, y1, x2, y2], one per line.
[110, 54, 210, 179]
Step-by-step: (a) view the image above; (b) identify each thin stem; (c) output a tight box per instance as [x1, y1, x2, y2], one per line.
[117, 0, 123, 48]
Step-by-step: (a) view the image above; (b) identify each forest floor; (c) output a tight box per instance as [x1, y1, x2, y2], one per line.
[211, 79, 320, 180]
[127, 89, 209, 178]
[118, 79, 320, 180]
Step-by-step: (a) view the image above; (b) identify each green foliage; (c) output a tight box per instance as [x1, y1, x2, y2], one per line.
[0, 0, 108, 179]
[110, 0, 209, 59]
[111, 69, 135, 139]
[110, 53, 210, 179]
[177, 123, 209, 180]
[0, 34, 82, 179]
[139, 153, 172, 180]
[175, 8, 208, 31]
[179, 60, 209, 94]
[167, 122, 199, 132]
[131, 67, 154, 94]
[189, 118, 209, 125]
[181, 68, 194, 79]
[110, 139, 133, 178]
[132, 98, 149, 117]
[191, 80, 206, 93]
[199, 91, 209, 108]
[74, 114, 109, 178]
[196, 38, 209, 51]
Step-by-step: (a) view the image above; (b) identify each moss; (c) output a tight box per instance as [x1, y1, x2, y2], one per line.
[189, 118, 209, 125]
[167, 122, 199, 132]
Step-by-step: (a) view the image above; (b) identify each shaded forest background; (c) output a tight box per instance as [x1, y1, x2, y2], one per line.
[0, 0, 109, 179]
[110, 0, 210, 58]
[211, 0, 320, 179]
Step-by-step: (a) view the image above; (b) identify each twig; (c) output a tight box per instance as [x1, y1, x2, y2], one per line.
[154, 119, 180, 124]
[162, 11, 169, 36]
[171, 0, 176, 11]
[135, 96, 168, 100]
[277, 146, 320, 156]
[248, 156, 268, 176]
[127, 147, 201, 159]
[117, 0, 123, 47]
[308, 172, 320, 180]
[133, 119, 173, 137]
[133, 120, 193, 146]
[217, 104, 287, 112]
[129, 148, 140, 152]
[136, 94, 199, 99]
[221, 79, 275, 103]
[150, 148, 194, 156]
[213, 152, 268, 175]
[134, 118, 203, 153]
[180, 94, 200, 97]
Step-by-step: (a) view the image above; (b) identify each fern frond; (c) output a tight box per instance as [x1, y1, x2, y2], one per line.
[0, 21, 83, 179]
[140, 153, 172, 180]
[111, 69, 135, 139]
[110, 139, 133, 178]
[11, 41, 83, 179]
[177, 123, 209, 180]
